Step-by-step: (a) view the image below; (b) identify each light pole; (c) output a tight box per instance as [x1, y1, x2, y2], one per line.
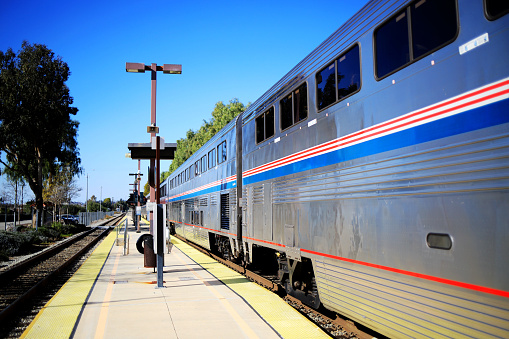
[86, 174, 88, 225]
[126, 62, 181, 288]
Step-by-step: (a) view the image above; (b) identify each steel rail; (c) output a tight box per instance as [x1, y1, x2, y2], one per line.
[0, 213, 125, 325]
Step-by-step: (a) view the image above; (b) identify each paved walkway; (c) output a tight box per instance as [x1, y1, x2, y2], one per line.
[21, 215, 328, 338]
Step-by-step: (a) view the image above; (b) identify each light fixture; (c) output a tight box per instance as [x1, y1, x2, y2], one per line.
[125, 62, 147, 73]
[163, 64, 182, 74]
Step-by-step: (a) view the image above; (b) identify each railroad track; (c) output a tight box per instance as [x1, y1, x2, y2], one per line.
[0, 213, 125, 337]
[174, 234, 381, 339]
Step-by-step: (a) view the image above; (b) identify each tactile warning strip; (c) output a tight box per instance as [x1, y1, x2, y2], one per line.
[20, 231, 117, 338]
[172, 237, 329, 338]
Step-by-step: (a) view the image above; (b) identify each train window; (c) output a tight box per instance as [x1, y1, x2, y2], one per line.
[316, 44, 361, 111]
[485, 0, 509, 20]
[375, 0, 457, 79]
[265, 107, 275, 140]
[217, 141, 227, 164]
[375, 9, 410, 79]
[189, 165, 194, 180]
[337, 45, 361, 100]
[294, 84, 308, 123]
[256, 113, 264, 143]
[201, 155, 207, 173]
[222, 141, 227, 162]
[280, 83, 308, 131]
[280, 93, 293, 130]
[255, 107, 275, 144]
[411, 0, 457, 59]
[316, 62, 336, 110]
[427, 233, 452, 250]
[208, 148, 216, 168]
[195, 160, 200, 177]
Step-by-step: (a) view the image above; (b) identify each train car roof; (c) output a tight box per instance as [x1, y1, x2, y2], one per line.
[242, 0, 407, 123]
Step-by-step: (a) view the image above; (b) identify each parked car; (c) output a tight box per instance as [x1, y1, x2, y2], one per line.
[61, 215, 78, 225]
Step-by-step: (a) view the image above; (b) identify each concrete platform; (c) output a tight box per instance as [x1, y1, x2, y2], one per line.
[21, 216, 328, 339]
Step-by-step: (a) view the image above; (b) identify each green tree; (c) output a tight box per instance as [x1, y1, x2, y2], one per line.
[0, 41, 81, 229]
[114, 199, 128, 212]
[103, 197, 112, 210]
[168, 99, 248, 174]
[87, 199, 100, 212]
[43, 164, 82, 221]
[144, 182, 150, 196]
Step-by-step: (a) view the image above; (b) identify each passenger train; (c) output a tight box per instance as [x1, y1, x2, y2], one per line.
[160, 0, 509, 337]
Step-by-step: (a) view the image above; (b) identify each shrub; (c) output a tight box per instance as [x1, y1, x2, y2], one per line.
[0, 222, 88, 259]
[37, 226, 60, 240]
[0, 250, 9, 261]
[0, 231, 25, 256]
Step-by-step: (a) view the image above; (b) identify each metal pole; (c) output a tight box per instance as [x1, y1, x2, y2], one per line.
[156, 136, 160, 204]
[134, 178, 138, 231]
[124, 218, 128, 255]
[235, 115, 243, 259]
[156, 204, 163, 288]
[86, 174, 89, 226]
[137, 160, 141, 232]
[149, 63, 157, 235]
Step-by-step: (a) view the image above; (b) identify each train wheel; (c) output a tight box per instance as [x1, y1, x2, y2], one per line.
[279, 256, 321, 309]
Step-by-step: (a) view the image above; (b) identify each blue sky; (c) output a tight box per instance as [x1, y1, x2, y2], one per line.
[0, 0, 369, 203]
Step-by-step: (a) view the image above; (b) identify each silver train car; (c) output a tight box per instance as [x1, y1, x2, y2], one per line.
[161, 0, 509, 337]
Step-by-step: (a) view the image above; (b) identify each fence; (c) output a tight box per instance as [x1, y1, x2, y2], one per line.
[79, 211, 115, 226]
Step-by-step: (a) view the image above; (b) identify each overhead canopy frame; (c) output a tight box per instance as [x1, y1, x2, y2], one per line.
[127, 142, 177, 160]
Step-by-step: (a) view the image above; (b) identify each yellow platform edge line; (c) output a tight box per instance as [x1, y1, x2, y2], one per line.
[172, 238, 329, 339]
[21, 231, 117, 339]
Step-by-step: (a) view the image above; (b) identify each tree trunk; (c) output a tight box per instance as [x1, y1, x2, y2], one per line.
[14, 180, 18, 227]
[36, 155, 43, 229]
[21, 184, 24, 223]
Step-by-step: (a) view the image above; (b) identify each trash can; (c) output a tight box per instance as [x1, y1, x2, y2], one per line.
[144, 236, 156, 268]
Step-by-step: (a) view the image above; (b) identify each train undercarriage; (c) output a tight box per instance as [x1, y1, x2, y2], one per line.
[210, 233, 321, 309]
